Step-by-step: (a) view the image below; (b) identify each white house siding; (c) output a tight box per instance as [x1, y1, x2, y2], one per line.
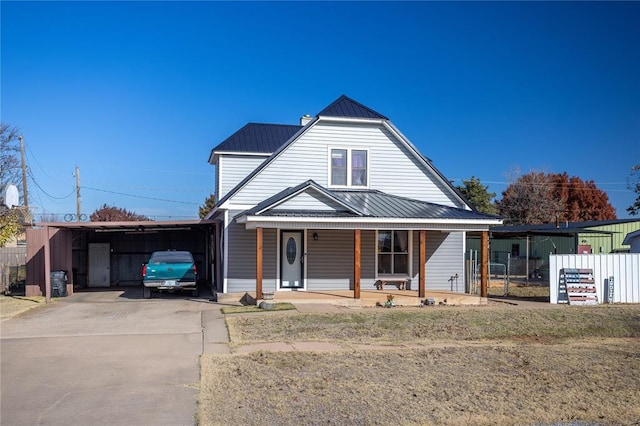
[411, 231, 465, 292]
[306, 229, 376, 291]
[218, 155, 267, 201]
[227, 121, 463, 208]
[549, 254, 640, 304]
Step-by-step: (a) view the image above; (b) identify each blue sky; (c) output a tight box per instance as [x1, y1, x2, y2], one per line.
[2, 1, 639, 221]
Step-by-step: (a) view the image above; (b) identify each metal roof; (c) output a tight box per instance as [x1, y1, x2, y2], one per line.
[236, 181, 499, 221]
[30, 219, 214, 232]
[242, 180, 362, 217]
[317, 95, 388, 120]
[491, 218, 640, 234]
[210, 95, 386, 157]
[210, 123, 302, 155]
[334, 190, 499, 220]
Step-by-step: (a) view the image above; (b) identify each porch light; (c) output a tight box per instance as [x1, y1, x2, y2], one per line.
[313, 232, 318, 241]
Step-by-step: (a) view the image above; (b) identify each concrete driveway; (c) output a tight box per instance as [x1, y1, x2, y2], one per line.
[0, 288, 228, 425]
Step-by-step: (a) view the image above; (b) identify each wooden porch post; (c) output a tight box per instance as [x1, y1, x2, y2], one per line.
[419, 230, 426, 298]
[256, 227, 263, 302]
[480, 230, 488, 298]
[354, 229, 361, 299]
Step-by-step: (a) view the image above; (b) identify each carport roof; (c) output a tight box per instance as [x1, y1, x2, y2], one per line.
[30, 219, 214, 232]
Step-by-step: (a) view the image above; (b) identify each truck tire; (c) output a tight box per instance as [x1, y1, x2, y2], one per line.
[192, 286, 199, 298]
[143, 286, 151, 299]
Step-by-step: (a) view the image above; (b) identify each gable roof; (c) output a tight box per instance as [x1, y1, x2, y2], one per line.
[209, 123, 302, 160]
[209, 95, 386, 159]
[235, 181, 499, 222]
[206, 95, 472, 217]
[243, 180, 362, 217]
[317, 95, 388, 120]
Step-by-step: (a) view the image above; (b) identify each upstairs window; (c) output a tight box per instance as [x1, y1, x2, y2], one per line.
[330, 148, 368, 187]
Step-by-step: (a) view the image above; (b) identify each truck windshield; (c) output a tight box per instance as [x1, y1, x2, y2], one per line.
[150, 252, 194, 264]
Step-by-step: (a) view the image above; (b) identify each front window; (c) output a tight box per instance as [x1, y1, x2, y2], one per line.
[330, 148, 368, 187]
[377, 230, 409, 275]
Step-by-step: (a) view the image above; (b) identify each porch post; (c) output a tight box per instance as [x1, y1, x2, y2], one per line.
[44, 226, 51, 303]
[419, 230, 426, 298]
[256, 227, 263, 302]
[480, 230, 488, 298]
[354, 229, 361, 299]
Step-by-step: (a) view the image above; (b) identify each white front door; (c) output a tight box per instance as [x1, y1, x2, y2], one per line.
[88, 243, 110, 287]
[281, 231, 304, 289]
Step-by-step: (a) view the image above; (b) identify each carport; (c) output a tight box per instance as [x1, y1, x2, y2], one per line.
[25, 220, 216, 299]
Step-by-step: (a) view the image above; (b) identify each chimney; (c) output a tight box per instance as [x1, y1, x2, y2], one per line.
[300, 114, 313, 126]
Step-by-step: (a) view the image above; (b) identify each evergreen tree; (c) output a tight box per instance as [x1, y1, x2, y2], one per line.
[456, 176, 498, 215]
[199, 194, 216, 219]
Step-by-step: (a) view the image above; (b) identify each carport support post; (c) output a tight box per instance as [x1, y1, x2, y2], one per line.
[256, 227, 263, 304]
[481, 231, 489, 298]
[354, 229, 360, 299]
[44, 226, 51, 303]
[419, 230, 426, 298]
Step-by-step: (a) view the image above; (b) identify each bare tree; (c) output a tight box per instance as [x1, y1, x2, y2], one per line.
[497, 168, 563, 225]
[0, 123, 22, 192]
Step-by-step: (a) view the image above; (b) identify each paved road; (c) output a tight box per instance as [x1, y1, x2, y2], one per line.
[1, 288, 228, 426]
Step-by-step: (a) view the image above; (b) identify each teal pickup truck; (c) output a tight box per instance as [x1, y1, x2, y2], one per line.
[142, 250, 198, 299]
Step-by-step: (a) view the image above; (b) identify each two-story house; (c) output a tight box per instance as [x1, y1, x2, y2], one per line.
[205, 95, 501, 301]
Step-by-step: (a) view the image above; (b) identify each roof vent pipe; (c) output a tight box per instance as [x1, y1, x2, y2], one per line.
[300, 114, 313, 126]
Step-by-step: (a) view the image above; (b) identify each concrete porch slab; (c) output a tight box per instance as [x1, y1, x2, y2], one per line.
[215, 289, 486, 307]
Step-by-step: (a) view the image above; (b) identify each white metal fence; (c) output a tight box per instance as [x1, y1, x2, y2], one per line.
[549, 254, 640, 304]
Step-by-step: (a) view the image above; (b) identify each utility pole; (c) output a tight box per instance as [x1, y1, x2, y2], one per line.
[19, 135, 28, 211]
[75, 166, 81, 221]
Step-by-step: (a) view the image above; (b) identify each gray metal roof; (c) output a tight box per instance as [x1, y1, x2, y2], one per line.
[210, 123, 302, 155]
[317, 95, 388, 120]
[210, 95, 386, 157]
[237, 181, 499, 221]
[334, 190, 499, 220]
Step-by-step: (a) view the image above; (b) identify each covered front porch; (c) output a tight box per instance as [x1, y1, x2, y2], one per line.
[250, 227, 491, 305]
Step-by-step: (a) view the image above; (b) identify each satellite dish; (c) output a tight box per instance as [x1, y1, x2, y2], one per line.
[4, 184, 19, 209]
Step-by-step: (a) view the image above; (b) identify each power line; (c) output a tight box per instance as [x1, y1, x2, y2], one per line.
[83, 186, 199, 205]
[27, 170, 75, 200]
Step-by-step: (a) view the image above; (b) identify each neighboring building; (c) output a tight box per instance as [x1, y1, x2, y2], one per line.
[467, 219, 640, 274]
[623, 229, 640, 253]
[205, 95, 502, 298]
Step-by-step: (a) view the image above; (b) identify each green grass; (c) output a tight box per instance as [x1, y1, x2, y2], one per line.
[221, 302, 296, 314]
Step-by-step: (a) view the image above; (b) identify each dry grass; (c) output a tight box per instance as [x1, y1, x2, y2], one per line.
[0, 295, 47, 319]
[225, 305, 640, 346]
[200, 342, 640, 426]
[489, 283, 550, 300]
[198, 305, 640, 425]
